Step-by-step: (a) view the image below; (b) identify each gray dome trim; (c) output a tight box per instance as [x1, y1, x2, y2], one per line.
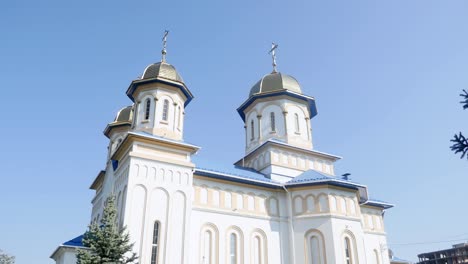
[142, 62, 184, 83]
[114, 106, 133, 123]
[104, 106, 133, 138]
[249, 72, 302, 97]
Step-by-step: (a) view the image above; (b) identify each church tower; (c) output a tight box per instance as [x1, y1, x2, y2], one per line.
[90, 32, 199, 264]
[235, 44, 340, 182]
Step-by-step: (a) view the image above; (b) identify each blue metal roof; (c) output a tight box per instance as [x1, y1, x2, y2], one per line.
[195, 166, 282, 189]
[236, 90, 317, 122]
[126, 78, 194, 107]
[365, 198, 395, 209]
[63, 234, 84, 247]
[130, 131, 199, 147]
[286, 170, 365, 189]
[390, 255, 411, 264]
[236, 139, 341, 164]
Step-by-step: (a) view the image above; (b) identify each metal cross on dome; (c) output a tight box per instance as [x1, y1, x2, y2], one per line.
[269, 42, 279, 73]
[161, 30, 169, 62]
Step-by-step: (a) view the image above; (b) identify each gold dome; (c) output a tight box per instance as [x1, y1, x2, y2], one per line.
[249, 72, 302, 97]
[113, 106, 133, 123]
[141, 62, 184, 83]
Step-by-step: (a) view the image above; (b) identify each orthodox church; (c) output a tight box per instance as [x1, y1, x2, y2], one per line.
[51, 38, 395, 264]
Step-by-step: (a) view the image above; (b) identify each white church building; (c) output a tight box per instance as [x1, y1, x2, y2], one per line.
[51, 41, 395, 264]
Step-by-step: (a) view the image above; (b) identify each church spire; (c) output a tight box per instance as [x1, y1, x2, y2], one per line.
[269, 42, 279, 73]
[161, 30, 169, 62]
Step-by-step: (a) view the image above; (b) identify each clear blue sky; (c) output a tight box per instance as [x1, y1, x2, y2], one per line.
[1, 1, 467, 263]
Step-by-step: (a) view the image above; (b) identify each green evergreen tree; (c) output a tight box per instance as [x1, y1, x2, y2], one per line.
[0, 249, 15, 264]
[77, 196, 138, 264]
[451, 89, 468, 160]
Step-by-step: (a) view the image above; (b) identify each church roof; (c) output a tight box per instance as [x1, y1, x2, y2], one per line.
[237, 89, 318, 122]
[195, 164, 393, 208]
[249, 72, 302, 97]
[195, 167, 281, 189]
[141, 61, 184, 83]
[390, 255, 411, 264]
[286, 170, 364, 188]
[234, 138, 341, 167]
[63, 234, 84, 247]
[365, 198, 394, 209]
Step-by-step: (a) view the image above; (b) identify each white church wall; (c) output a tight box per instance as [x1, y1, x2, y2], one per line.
[122, 155, 194, 264]
[362, 232, 391, 264]
[192, 177, 290, 264]
[51, 247, 78, 264]
[190, 209, 284, 264]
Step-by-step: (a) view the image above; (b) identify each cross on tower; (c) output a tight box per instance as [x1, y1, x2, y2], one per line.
[161, 30, 169, 62]
[269, 42, 279, 73]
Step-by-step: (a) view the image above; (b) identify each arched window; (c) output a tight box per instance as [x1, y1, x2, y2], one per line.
[270, 112, 276, 132]
[253, 236, 261, 264]
[203, 230, 213, 264]
[344, 237, 353, 264]
[162, 99, 169, 121]
[294, 113, 300, 133]
[251, 120, 255, 140]
[251, 231, 267, 264]
[200, 225, 218, 264]
[374, 249, 380, 264]
[230, 233, 237, 264]
[310, 236, 320, 264]
[151, 222, 161, 264]
[145, 98, 151, 120]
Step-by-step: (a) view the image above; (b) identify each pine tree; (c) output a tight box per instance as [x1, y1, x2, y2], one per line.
[77, 196, 138, 264]
[0, 249, 15, 264]
[450, 89, 468, 160]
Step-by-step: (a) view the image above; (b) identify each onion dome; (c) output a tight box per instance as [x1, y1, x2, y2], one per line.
[141, 62, 184, 84]
[104, 106, 133, 138]
[249, 72, 302, 97]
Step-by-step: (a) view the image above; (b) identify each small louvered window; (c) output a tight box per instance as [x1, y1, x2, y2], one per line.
[162, 100, 169, 121]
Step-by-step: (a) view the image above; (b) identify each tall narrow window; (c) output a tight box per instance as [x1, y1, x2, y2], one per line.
[162, 99, 169, 121]
[253, 236, 261, 264]
[374, 249, 380, 264]
[270, 112, 276, 132]
[230, 233, 237, 264]
[294, 113, 300, 133]
[151, 222, 160, 264]
[145, 99, 151, 120]
[344, 237, 352, 264]
[251, 120, 254, 140]
[309, 236, 320, 264]
[203, 231, 212, 264]
[177, 106, 181, 128]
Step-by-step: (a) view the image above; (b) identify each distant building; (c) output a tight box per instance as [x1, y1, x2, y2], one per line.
[389, 249, 412, 264]
[417, 243, 468, 264]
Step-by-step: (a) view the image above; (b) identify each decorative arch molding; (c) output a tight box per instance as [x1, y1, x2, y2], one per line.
[285, 103, 308, 119]
[373, 249, 381, 264]
[304, 194, 316, 213]
[154, 89, 181, 102]
[250, 228, 268, 264]
[225, 225, 244, 264]
[257, 101, 286, 115]
[316, 193, 329, 213]
[341, 229, 359, 264]
[293, 195, 304, 215]
[304, 229, 327, 264]
[200, 223, 220, 264]
[266, 197, 279, 216]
